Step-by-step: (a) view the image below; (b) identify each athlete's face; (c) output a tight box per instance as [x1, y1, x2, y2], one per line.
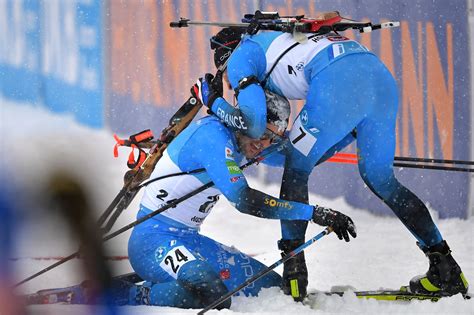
[237, 123, 284, 159]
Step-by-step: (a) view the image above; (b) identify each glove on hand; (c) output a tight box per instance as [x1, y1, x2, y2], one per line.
[278, 239, 308, 302]
[191, 72, 223, 108]
[312, 206, 357, 242]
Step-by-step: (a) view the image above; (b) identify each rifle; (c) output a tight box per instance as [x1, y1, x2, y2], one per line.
[170, 10, 400, 36]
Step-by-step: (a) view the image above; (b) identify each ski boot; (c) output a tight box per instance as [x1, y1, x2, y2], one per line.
[279, 239, 308, 302]
[409, 240, 469, 297]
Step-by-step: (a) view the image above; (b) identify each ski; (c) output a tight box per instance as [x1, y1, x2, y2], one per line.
[23, 273, 144, 306]
[24, 283, 89, 305]
[308, 286, 472, 302]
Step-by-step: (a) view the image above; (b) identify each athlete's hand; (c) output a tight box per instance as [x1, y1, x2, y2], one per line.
[312, 206, 357, 242]
[191, 72, 223, 108]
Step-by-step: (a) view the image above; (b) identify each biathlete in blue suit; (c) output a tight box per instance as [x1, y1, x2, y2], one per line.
[120, 90, 355, 309]
[191, 15, 468, 300]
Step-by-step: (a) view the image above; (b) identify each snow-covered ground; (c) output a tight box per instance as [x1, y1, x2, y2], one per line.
[1, 99, 473, 314]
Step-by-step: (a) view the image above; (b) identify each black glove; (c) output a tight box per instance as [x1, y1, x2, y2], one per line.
[191, 72, 223, 108]
[278, 239, 308, 302]
[312, 206, 357, 242]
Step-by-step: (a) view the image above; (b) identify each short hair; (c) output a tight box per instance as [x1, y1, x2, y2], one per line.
[265, 90, 290, 132]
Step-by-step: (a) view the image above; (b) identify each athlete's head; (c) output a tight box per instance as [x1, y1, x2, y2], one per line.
[236, 90, 291, 159]
[210, 27, 246, 70]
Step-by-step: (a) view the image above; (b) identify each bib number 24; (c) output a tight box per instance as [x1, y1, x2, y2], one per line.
[160, 246, 196, 279]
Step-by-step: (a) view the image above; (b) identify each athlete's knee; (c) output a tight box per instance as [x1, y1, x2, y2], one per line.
[178, 260, 231, 309]
[359, 167, 398, 199]
[281, 168, 310, 202]
[131, 280, 201, 308]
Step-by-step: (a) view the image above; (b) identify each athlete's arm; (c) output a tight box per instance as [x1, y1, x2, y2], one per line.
[209, 40, 268, 139]
[194, 125, 313, 220]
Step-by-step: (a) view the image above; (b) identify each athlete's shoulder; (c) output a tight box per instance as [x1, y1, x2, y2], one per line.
[195, 115, 227, 132]
[190, 116, 242, 165]
[167, 116, 227, 153]
[193, 116, 234, 145]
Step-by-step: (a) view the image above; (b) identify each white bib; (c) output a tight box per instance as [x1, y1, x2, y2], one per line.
[141, 151, 220, 228]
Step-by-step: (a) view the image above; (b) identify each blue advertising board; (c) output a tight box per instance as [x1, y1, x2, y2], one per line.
[0, 0, 103, 127]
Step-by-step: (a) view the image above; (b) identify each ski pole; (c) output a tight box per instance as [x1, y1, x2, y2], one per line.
[394, 156, 474, 166]
[198, 227, 333, 314]
[331, 153, 474, 173]
[393, 162, 473, 173]
[95, 187, 129, 228]
[14, 144, 284, 288]
[334, 152, 474, 167]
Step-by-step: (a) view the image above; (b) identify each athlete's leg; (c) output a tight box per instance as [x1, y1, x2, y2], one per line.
[281, 57, 373, 239]
[198, 234, 281, 297]
[126, 218, 230, 309]
[316, 131, 356, 166]
[355, 68, 467, 295]
[354, 66, 443, 247]
[280, 55, 375, 300]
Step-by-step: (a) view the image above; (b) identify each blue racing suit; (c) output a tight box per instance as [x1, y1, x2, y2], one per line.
[126, 116, 315, 308]
[209, 31, 443, 247]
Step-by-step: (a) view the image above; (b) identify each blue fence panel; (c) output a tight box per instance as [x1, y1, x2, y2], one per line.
[0, 0, 41, 102]
[0, 0, 103, 128]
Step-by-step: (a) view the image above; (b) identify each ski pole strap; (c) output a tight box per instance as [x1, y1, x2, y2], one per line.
[198, 227, 333, 314]
[113, 129, 155, 170]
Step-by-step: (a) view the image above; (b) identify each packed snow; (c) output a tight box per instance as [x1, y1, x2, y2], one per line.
[1, 99, 473, 314]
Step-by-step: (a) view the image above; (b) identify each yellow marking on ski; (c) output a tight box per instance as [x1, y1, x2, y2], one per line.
[354, 294, 439, 302]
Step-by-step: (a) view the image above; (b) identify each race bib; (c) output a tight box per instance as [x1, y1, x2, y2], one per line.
[159, 246, 196, 279]
[288, 115, 317, 156]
